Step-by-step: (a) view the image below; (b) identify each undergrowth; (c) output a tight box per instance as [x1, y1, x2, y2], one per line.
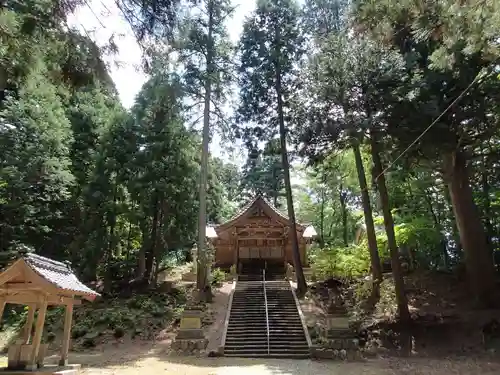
[0, 286, 189, 351]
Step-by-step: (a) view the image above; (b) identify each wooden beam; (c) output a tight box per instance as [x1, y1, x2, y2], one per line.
[59, 302, 73, 366]
[27, 299, 47, 370]
[3, 283, 43, 291]
[22, 304, 36, 344]
[0, 292, 81, 306]
[0, 261, 21, 286]
[236, 228, 283, 234]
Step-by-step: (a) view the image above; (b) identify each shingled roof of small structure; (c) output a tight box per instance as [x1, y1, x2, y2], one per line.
[23, 253, 99, 299]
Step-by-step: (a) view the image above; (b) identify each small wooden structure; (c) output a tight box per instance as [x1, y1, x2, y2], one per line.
[207, 195, 316, 270]
[0, 253, 99, 372]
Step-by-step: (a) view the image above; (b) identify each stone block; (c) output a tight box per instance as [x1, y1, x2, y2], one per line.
[38, 343, 48, 367]
[180, 310, 202, 330]
[7, 344, 22, 369]
[176, 328, 205, 340]
[181, 340, 188, 351]
[19, 344, 32, 368]
[327, 316, 350, 330]
[181, 272, 197, 282]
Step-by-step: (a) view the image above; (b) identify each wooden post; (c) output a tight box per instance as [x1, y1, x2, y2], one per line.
[59, 302, 73, 366]
[27, 299, 47, 370]
[23, 304, 36, 344]
[0, 298, 6, 322]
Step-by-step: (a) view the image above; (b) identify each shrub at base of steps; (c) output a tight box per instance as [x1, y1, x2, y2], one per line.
[311, 346, 361, 360]
[317, 336, 359, 350]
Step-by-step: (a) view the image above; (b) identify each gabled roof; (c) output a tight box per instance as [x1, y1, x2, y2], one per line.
[0, 253, 99, 301]
[211, 195, 316, 237]
[25, 254, 99, 299]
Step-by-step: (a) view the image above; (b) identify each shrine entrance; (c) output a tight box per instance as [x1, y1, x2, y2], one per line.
[206, 195, 316, 271]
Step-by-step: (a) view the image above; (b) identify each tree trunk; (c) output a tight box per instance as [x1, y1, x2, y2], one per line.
[370, 133, 410, 323]
[339, 184, 348, 247]
[274, 25, 307, 295]
[443, 150, 496, 307]
[125, 220, 133, 262]
[107, 180, 118, 256]
[352, 140, 382, 283]
[481, 167, 494, 249]
[137, 218, 147, 277]
[196, 0, 214, 301]
[319, 184, 325, 247]
[423, 188, 448, 269]
[145, 193, 160, 283]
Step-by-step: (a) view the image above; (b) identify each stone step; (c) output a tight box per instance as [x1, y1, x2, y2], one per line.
[270, 343, 309, 348]
[225, 341, 268, 347]
[268, 313, 300, 317]
[228, 324, 267, 329]
[225, 351, 310, 359]
[226, 337, 268, 343]
[226, 331, 268, 336]
[229, 319, 266, 323]
[227, 329, 305, 334]
[224, 279, 309, 359]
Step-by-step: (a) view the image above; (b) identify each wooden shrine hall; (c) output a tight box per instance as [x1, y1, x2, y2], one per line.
[0, 253, 99, 373]
[206, 195, 316, 272]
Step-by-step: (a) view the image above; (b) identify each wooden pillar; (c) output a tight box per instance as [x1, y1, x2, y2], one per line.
[59, 303, 73, 366]
[0, 298, 6, 322]
[230, 229, 237, 267]
[22, 304, 36, 344]
[27, 299, 47, 370]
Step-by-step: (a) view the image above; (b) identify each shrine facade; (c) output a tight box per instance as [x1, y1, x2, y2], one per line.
[207, 196, 316, 271]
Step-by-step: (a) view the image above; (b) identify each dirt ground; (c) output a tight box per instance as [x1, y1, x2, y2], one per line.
[39, 344, 500, 375]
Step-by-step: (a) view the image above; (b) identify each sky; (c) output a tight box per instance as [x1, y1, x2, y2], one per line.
[69, 0, 256, 163]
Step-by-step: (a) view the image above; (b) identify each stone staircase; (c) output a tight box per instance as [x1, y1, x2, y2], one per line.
[223, 274, 310, 358]
[267, 281, 310, 357]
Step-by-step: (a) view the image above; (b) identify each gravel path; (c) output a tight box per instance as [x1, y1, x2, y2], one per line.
[54, 344, 500, 375]
[79, 356, 500, 375]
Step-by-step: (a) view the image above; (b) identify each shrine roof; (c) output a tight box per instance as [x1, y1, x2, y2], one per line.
[211, 195, 316, 237]
[0, 253, 100, 301]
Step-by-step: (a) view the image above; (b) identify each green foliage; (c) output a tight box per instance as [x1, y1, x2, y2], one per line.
[0, 66, 74, 253]
[311, 245, 371, 279]
[52, 288, 187, 346]
[210, 267, 225, 287]
[240, 140, 285, 207]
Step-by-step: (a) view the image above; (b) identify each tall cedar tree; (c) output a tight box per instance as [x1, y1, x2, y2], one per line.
[353, 0, 500, 306]
[175, 0, 234, 299]
[298, 30, 412, 318]
[240, 139, 285, 207]
[237, 0, 307, 294]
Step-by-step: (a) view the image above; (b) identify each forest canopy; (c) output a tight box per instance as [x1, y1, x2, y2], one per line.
[1, 0, 500, 316]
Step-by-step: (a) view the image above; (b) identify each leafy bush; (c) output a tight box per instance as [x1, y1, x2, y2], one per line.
[311, 244, 370, 279]
[211, 267, 225, 286]
[230, 264, 237, 275]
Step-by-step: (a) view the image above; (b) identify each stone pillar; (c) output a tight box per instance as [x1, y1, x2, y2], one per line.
[191, 245, 198, 274]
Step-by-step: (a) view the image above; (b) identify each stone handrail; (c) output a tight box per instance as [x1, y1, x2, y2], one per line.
[289, 281, 313, 350]
[219, 275, 237, 353]
[263, 269, 270, 356]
